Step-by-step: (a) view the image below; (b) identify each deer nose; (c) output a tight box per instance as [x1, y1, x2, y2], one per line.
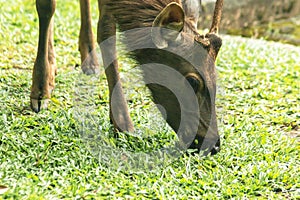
[210, 138, 220, 155]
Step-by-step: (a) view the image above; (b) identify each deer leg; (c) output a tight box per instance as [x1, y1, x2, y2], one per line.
[31, 0, 56, 112]
[48, 18, 57, 75]
[97, 2, 134, 132]
[79, 0, 99, 75]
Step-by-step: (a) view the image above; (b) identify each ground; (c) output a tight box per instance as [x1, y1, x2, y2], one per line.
[0, 0, 299, 199]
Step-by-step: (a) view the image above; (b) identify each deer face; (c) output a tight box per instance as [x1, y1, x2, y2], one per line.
[138, 3, 222, 155]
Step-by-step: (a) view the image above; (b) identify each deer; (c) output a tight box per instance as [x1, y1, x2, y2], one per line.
[31, 0, 224, 155]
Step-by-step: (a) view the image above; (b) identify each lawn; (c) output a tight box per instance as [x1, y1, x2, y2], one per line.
[0, 0, 299, 199]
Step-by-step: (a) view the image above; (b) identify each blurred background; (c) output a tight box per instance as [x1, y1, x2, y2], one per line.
[200, 0, 300, 45]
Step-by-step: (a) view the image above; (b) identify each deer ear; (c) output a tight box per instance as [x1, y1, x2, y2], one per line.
[152, 3, 185, 49]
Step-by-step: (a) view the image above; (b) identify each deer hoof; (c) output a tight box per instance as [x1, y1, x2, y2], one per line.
[30, 98, 50, 113]
[81, 65, 100, 75]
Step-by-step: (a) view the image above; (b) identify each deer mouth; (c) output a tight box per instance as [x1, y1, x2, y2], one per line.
[188, 134, 221, 156]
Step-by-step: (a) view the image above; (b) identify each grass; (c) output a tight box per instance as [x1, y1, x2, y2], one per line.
[0, 0, 300, 199]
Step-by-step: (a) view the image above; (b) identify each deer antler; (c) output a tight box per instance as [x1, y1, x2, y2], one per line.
[209, 0, 224, 34]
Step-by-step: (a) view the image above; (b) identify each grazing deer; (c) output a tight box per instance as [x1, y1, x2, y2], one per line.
[31, 0, 223, 155]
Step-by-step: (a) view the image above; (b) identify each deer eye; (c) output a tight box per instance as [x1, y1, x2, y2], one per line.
[186, 76, 201, 93]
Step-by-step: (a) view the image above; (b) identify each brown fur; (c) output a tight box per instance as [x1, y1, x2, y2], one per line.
[105, 0, 198, 35]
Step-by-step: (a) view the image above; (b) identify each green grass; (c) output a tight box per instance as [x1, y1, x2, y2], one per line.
[0, 0, 300, 199]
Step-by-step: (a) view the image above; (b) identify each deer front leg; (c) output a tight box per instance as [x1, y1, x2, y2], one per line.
[31, 0, 56, 112]
[79, 0, 99, 75]
[48, 17, 57, 76]
[98, 3, 134, 132]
